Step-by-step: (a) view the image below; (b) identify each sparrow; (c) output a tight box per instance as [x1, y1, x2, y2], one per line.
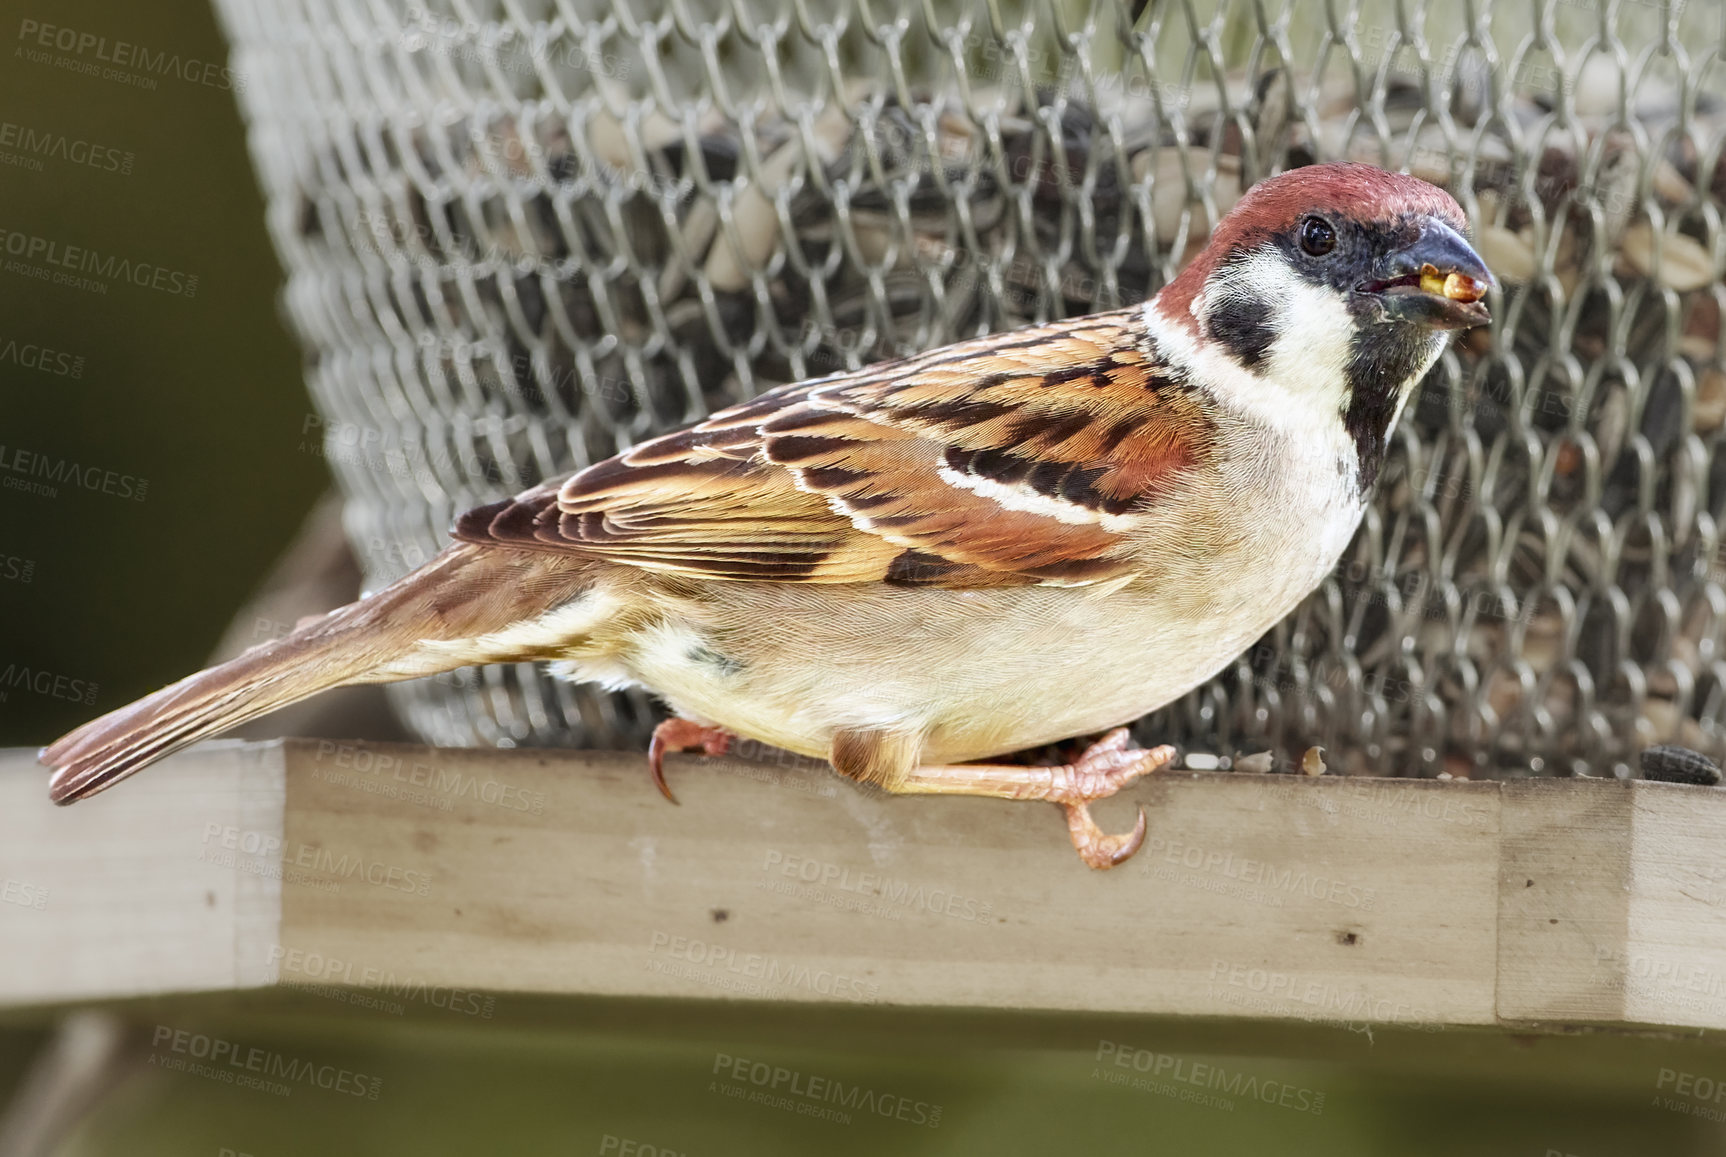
[41, 162, 1492, 869]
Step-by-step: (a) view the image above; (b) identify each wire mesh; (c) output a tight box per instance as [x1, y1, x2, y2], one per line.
[212, 0, 1726, 780]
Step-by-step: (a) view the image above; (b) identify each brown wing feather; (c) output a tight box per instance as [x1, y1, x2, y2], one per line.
[454, 307, 1215, 587]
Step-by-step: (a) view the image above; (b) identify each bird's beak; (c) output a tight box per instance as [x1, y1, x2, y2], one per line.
[1361, 218, 1494, 330]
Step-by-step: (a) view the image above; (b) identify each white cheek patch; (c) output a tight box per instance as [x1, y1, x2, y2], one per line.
[1148, 301, 1353, 465]
[1260, 273, 1358, 412]
[1202, 249, 1356, 415]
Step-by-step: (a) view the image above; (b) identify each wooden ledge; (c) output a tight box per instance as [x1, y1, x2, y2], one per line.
[2, 738, 1724, 1034]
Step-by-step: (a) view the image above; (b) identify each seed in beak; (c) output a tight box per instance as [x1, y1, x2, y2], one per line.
[1419, 262, 1487, 303]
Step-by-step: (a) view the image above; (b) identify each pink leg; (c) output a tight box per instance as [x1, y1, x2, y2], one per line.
[647, 718, 733, 803]
[897, 729, 1176, 869]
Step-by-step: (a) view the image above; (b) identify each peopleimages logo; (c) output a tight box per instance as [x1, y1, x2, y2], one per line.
[647, 932, 880, 1002]
[0, 120, 133, 174]
[1093, 1041, 1325, 1115]
[16, 19, 244, 93]
[1, 878, 49, 910]
[149, 1026, 381, 1099]
[711, 1052, 942, 1128]
[0, 333, 84, 378]
[757, 850, 995, 923]
[0, 443, 147, 501]
[0, 662, 97, 705]
[268, 946, 496, 1018]
[200, 823, 434, 898]
[0, 227, 197, 297]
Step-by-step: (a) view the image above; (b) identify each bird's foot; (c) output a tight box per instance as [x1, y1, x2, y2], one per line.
[647, 719, 733, 804]
[1043, 729, 1176, 869]
[888, 727, 1176, 870]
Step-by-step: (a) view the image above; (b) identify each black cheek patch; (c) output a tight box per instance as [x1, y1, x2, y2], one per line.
[1206, 294, 1276, 370]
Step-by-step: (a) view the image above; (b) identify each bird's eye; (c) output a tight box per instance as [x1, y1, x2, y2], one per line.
[1299, 216, 1336, 257]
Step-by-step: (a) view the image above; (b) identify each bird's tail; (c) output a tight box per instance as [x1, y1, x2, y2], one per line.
[42, 544, 587, 804]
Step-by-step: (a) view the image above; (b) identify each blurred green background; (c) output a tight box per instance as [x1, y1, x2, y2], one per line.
[0, 0, 325, 749]
[3, 0, 1726, 1153]
[10, 999, 1726, 1157]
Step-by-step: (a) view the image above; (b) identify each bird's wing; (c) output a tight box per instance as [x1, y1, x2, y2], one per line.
[454, 307, 1215, 587]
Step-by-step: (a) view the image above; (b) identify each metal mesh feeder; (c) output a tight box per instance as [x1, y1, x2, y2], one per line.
[213, 0, 1726, 782]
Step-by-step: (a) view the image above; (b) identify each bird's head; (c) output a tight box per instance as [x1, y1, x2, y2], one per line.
[1151, 162, 1493, 489]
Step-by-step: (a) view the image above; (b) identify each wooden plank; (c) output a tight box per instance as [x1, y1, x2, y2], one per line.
[275, 748, 1503, 1025]
[1496, 779, 1638, 1022]
[2, 738, 1724, 1035]
[1623, 781, 1726, 1027]
[0, 741, 283, 1004]
[1496, 778, 1726, 1030]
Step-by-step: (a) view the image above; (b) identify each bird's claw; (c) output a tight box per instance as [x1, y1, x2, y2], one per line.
[1065, 802, 1148, 869]
[646, 719, 733, 804]
[1047, 730, 1174, 870]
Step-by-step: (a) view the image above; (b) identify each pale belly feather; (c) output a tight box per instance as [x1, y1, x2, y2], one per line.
[525, 403, 1368, 768]
[556, 474, 1360, 766]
